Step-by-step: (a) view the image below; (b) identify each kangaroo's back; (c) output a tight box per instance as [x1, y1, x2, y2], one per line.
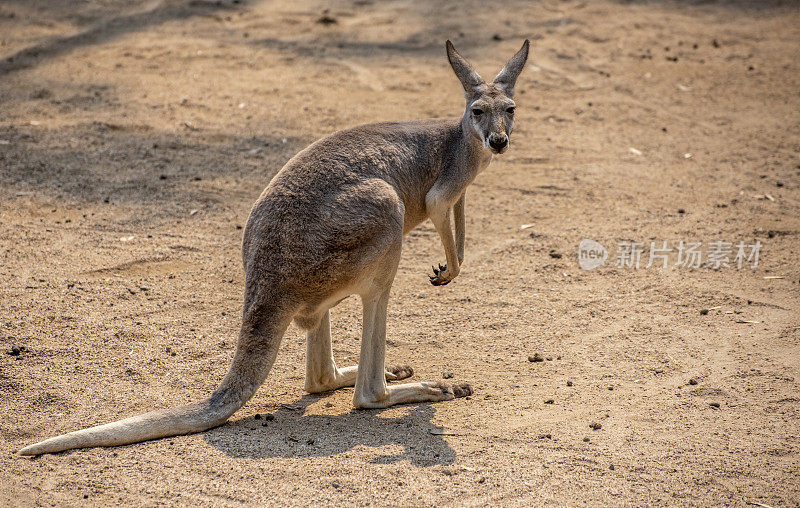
[266, 118, 463, 217]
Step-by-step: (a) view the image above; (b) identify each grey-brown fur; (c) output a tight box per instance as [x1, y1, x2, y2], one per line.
[18, 39, 529, 456]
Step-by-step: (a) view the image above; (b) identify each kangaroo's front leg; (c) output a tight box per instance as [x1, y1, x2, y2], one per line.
[426, 187, 462, 286]
[454, 191, 466, 265]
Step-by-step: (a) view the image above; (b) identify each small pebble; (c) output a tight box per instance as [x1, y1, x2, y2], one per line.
[689, 378, 699, 385]
[609, 464, 615, 470]
[583, 437, 590, 442]
[7, 346, 21, 356]
[589, 422, 602, 430]
[331, 480, 340, 488]
[478, 476, 486, 484]
[544, 399, 554, 404]
[442, 372, 454, 379]
[700, 309, 709, 315]
[528, 353, 544, 363]
[254, 414, 262, 420]
[608, 386, 614, 391]
[710, 401, 720, 408]
[549, 251, 562, 259]
[566, 380, 573, 387]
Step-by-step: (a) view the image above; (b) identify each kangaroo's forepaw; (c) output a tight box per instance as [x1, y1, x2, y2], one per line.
[429, 264, 454, 286]
[386, 365, 414, 381]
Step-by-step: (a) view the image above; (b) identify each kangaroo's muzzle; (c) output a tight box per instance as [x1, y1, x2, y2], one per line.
[488, 133, 509, 153]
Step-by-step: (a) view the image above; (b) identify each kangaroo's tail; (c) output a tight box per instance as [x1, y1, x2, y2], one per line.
[18, 309, 289, 456]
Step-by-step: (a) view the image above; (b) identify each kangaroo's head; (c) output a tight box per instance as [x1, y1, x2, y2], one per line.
[446, 39, 530, 154]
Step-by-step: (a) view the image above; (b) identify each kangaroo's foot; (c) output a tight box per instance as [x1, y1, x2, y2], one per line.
[305, 365, 415, 393]
[354, 381, 473, 409]
[385, 364, 414, 381]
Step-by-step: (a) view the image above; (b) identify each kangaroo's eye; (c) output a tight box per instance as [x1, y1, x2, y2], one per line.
[506, 106, 516, 115]
[472, 108, 484, 117]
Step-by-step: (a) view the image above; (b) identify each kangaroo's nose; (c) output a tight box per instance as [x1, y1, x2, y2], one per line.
[489, 134, 508, 151]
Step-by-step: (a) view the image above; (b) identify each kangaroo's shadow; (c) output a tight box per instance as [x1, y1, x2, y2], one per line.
[203, 394, 458, 467]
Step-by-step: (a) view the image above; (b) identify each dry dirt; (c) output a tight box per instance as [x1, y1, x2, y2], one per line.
[1, 0, 799, 506]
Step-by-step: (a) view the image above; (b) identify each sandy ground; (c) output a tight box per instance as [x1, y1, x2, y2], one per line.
[1, 0, 799, 505]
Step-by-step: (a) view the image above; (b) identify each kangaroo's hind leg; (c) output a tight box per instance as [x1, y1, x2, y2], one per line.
[352, 256, 472, 409]
[304, 309, 413, 394]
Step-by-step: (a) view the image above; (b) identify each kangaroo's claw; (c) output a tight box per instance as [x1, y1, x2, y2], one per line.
[429, 263, 452, 286]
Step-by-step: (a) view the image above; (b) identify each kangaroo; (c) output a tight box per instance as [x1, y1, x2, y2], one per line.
[18, 40, 529, 456]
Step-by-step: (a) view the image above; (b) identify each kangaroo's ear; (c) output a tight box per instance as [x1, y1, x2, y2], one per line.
[492, 39, 530, 97]
[446, 40, 486, 95]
